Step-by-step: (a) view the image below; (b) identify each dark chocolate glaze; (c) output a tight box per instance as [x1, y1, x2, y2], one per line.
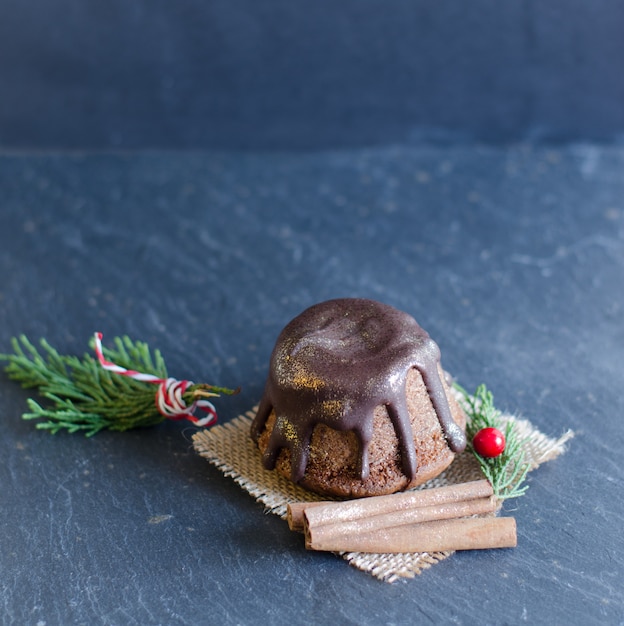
[251, 299, 466, 484]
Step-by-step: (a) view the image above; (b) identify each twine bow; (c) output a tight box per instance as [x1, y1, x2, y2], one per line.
[93, 332, 217, 427]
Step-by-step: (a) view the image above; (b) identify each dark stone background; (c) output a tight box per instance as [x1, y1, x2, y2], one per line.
[1, 3, 623, 625]
[1, 0, 623, 149]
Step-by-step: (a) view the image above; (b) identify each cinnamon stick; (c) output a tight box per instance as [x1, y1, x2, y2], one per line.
[304, 496, 498, 547]
[305, 516, 517, 553]
[296, 480, 493, 533]
[287, 501, 329, 531]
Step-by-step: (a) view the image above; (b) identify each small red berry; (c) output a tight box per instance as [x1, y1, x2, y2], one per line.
[472, 427, 506, 458]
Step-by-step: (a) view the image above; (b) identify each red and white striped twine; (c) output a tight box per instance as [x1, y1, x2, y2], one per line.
[93, 332, 217, 427]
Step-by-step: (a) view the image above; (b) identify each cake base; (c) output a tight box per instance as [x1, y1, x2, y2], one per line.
[255, 367, 467, 498]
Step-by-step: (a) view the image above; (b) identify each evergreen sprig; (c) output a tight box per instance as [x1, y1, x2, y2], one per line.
[1, 335, 237, 436]
[456, 383, 530, 500]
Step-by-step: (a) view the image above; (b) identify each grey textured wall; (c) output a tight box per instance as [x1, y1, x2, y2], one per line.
[1, 0, 623, 149]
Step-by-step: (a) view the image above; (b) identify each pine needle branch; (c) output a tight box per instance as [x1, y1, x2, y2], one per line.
[1, 335, 237, 435]
[455, 383, 531, 500]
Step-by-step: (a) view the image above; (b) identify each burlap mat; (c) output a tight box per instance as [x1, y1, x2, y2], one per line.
[192, 396, 573, 582]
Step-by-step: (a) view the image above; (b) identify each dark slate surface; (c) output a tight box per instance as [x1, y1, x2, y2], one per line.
[1, 0, 624, 149]
[0, 146, 623, 625]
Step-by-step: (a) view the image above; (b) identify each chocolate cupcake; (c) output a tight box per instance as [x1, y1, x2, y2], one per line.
[251, 299, 466, 498]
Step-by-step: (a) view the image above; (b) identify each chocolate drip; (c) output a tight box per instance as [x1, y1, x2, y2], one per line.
[251, 299, 466, 484]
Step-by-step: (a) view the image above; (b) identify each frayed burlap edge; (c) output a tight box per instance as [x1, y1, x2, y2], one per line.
[192, 398, 573, 583]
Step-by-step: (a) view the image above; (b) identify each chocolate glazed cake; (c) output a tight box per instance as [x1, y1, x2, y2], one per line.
[251, 299, 467, 498]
